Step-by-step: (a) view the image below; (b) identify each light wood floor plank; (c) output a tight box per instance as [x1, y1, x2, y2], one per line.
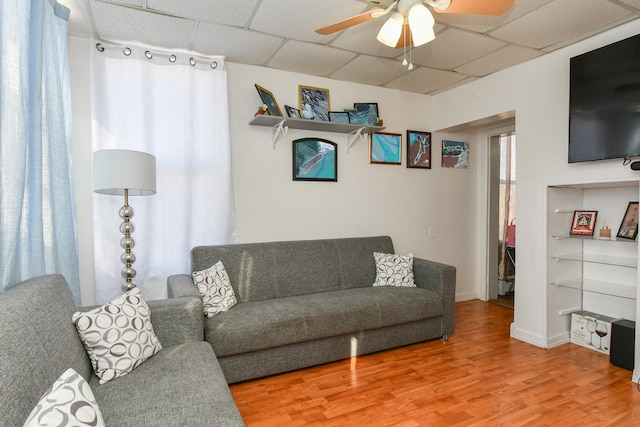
[230, 300, 640, 426]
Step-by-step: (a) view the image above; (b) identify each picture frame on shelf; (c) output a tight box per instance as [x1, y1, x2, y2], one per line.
[370, 132, 401, 165]
[353, 102, 379, 126]
[285, 105, 301, 119]
[616, 201, 639, 240]
[255, 84, 282, 116]
[406, 130, 431, 169]
[344, 109, 358, 124]
[299, 85, 330, 121]
[293, 138, 337, 182]
[570, 210, 598, 236]
[328, 111, 350, 124]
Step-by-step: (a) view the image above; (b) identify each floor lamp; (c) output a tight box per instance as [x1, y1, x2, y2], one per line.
[93, 149, 157, 292]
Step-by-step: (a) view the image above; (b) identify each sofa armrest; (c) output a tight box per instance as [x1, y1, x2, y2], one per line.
[167, 274, 201, 299]
[413, 257, 456, 336]
[146, 297, 204, 347]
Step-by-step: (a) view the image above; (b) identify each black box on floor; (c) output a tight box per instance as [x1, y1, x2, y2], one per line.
[610, 319, 635, 371]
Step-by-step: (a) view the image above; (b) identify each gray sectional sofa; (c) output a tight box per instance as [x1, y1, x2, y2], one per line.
[0, 274, 245, 427]
[168, 235, 456, 384]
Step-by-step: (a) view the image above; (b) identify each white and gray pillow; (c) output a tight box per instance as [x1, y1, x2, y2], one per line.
[23, 368, 105, 427]
[192, 261, 237, 317]
[372, 252, 416, 287]
[71, 287, 162, 384]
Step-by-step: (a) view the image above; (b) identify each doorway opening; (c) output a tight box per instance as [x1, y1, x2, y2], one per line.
[489, 132, 516, 309]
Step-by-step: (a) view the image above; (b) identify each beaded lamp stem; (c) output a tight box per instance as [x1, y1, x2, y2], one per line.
[119, 189, 137, 292]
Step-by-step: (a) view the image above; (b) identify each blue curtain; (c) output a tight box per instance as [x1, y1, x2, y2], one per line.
[0, 0, 80, 302]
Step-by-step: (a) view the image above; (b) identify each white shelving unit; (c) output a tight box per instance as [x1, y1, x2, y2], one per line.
[249, 114, 385, 149]
[547, 181, 640, 355]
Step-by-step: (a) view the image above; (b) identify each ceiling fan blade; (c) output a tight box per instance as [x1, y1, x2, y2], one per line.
[316, 9, 385, 35]
[433, 0, 514, 16]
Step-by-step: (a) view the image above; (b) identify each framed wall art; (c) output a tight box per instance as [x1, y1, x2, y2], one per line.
[407, 130, 431, 169]
[328, 111, 350, 123]
[617, 201, 638, 240]
[298, 85, 330, 121]
[293, 138, 337, 182]
[370, 132, 401, 165]
[353, 102, 379, 126]
[570, 210, 598, 236]
[255, 84, 282, 116]
[285, 105, 301, 118]
[442, 140, 469, 168]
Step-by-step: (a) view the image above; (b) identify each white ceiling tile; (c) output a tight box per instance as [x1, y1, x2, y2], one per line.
[59, 0, 95, 37]
[330, 20, 405, 59]
[267, 41, 357, 77]
[619, 0, 640, 10]
[454, 45, 544, 76]
[147, 0, 260, 27]
[99, 0, 142, 7]
[489, 0, 633, 49]
[409, 28, 505, 70]
[250, 0, 367, 43]
[90, 1, 196, 49]
[193, 23, 283, 65]
[383, 67, 468, 94]
[329, 55, 409, 86]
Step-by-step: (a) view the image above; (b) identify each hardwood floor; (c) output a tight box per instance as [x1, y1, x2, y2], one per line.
[229, 300, 640, 426]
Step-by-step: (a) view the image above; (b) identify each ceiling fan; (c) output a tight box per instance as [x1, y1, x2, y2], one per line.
[316, 0, 514, 49]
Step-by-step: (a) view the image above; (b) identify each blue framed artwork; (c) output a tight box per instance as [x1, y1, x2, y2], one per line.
[299, 85, 330, 121]
[353, 102, 379, 126]
[442, 140, 469, 168]
[370, 132, 401, 165]
[407, 130, 431, 169]
[293, 138, 337, 181]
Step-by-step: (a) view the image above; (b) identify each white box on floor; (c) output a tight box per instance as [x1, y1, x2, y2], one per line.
[571, 311, 615, 355]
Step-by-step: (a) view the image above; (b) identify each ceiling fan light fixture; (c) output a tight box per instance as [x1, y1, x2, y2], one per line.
[408, 3, 435, 47]
[377, 12, 405, 47]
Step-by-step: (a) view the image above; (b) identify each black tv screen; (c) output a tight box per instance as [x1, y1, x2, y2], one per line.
[569, 33, 640, 163]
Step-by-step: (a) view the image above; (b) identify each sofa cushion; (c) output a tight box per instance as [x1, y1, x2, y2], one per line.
[90, 342, 244, 427]
[192, 261, 237, 316]
[205, 286, 443, 357]
[72, 288, 162, 384]
[23, 368, 105, 427]
[372, 252, 416, 287]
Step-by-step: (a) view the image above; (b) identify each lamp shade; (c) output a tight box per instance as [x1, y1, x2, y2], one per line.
[377, 12, 405, 47]
[408, 4, 435, 47]
[93, 149, 156, 196]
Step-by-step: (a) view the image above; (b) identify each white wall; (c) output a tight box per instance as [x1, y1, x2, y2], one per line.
[69, 38, 481, 305]
[433, 20, 640, 348]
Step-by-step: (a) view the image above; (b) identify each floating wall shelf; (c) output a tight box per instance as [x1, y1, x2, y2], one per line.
[249, 114, 385, 150]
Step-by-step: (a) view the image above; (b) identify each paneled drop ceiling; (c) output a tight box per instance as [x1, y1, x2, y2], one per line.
[59, 0, 640, 94]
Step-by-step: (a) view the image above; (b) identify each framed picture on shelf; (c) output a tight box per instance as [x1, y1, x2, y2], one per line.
[406, 130, 431, 169]
[616, 201, 639, 240]
[328, 111, 350, 123]
[299, 85, 330, 121]
[570, 210, 598, 236]
[285, 105, 301, 119]
[353, 102, 379, 126]
[370, 132, 401, 165]
[255, 84, 282, 116]
[293, 138, 337, 182]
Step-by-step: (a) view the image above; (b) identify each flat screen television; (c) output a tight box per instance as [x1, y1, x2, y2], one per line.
[569, 33, 640, 163]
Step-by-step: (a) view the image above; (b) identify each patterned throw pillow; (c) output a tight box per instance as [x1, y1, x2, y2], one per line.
[23, 368, 105, 427]
[192, 261, 237, 317]
[372, 252, 416, 287]
[71, 288, 162, 384]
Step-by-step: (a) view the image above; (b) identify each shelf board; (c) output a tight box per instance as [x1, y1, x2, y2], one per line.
[551, 253, 637, 268]
[249, 114, 385, 134]
[552, 235, 637, 243]
[550, 278, 636, 300]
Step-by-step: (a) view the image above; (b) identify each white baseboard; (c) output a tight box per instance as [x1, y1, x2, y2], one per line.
[509, 322, 548, 348]
[455, 292, 479, 302]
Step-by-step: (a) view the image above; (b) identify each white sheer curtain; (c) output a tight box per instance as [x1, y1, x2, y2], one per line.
[0, 0, 80, 301]
[90, 41, 238, 303]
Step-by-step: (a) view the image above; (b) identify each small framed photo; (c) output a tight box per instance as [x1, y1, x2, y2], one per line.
[442, 140, 469, 168]
[328, 111, 350, 124]
[407, 130, 431, 169]
[570, 210, 598, 236]
[255, 84, 282, 116]
[344, 109, 358, 123]
[370, 132, 401, 165]
[285, 105, 301, 119]
[293, 138, 337, 182]
[617, 202, 639, 240]
[353, 102, 379, 126]
[299, 85, 330, 121]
